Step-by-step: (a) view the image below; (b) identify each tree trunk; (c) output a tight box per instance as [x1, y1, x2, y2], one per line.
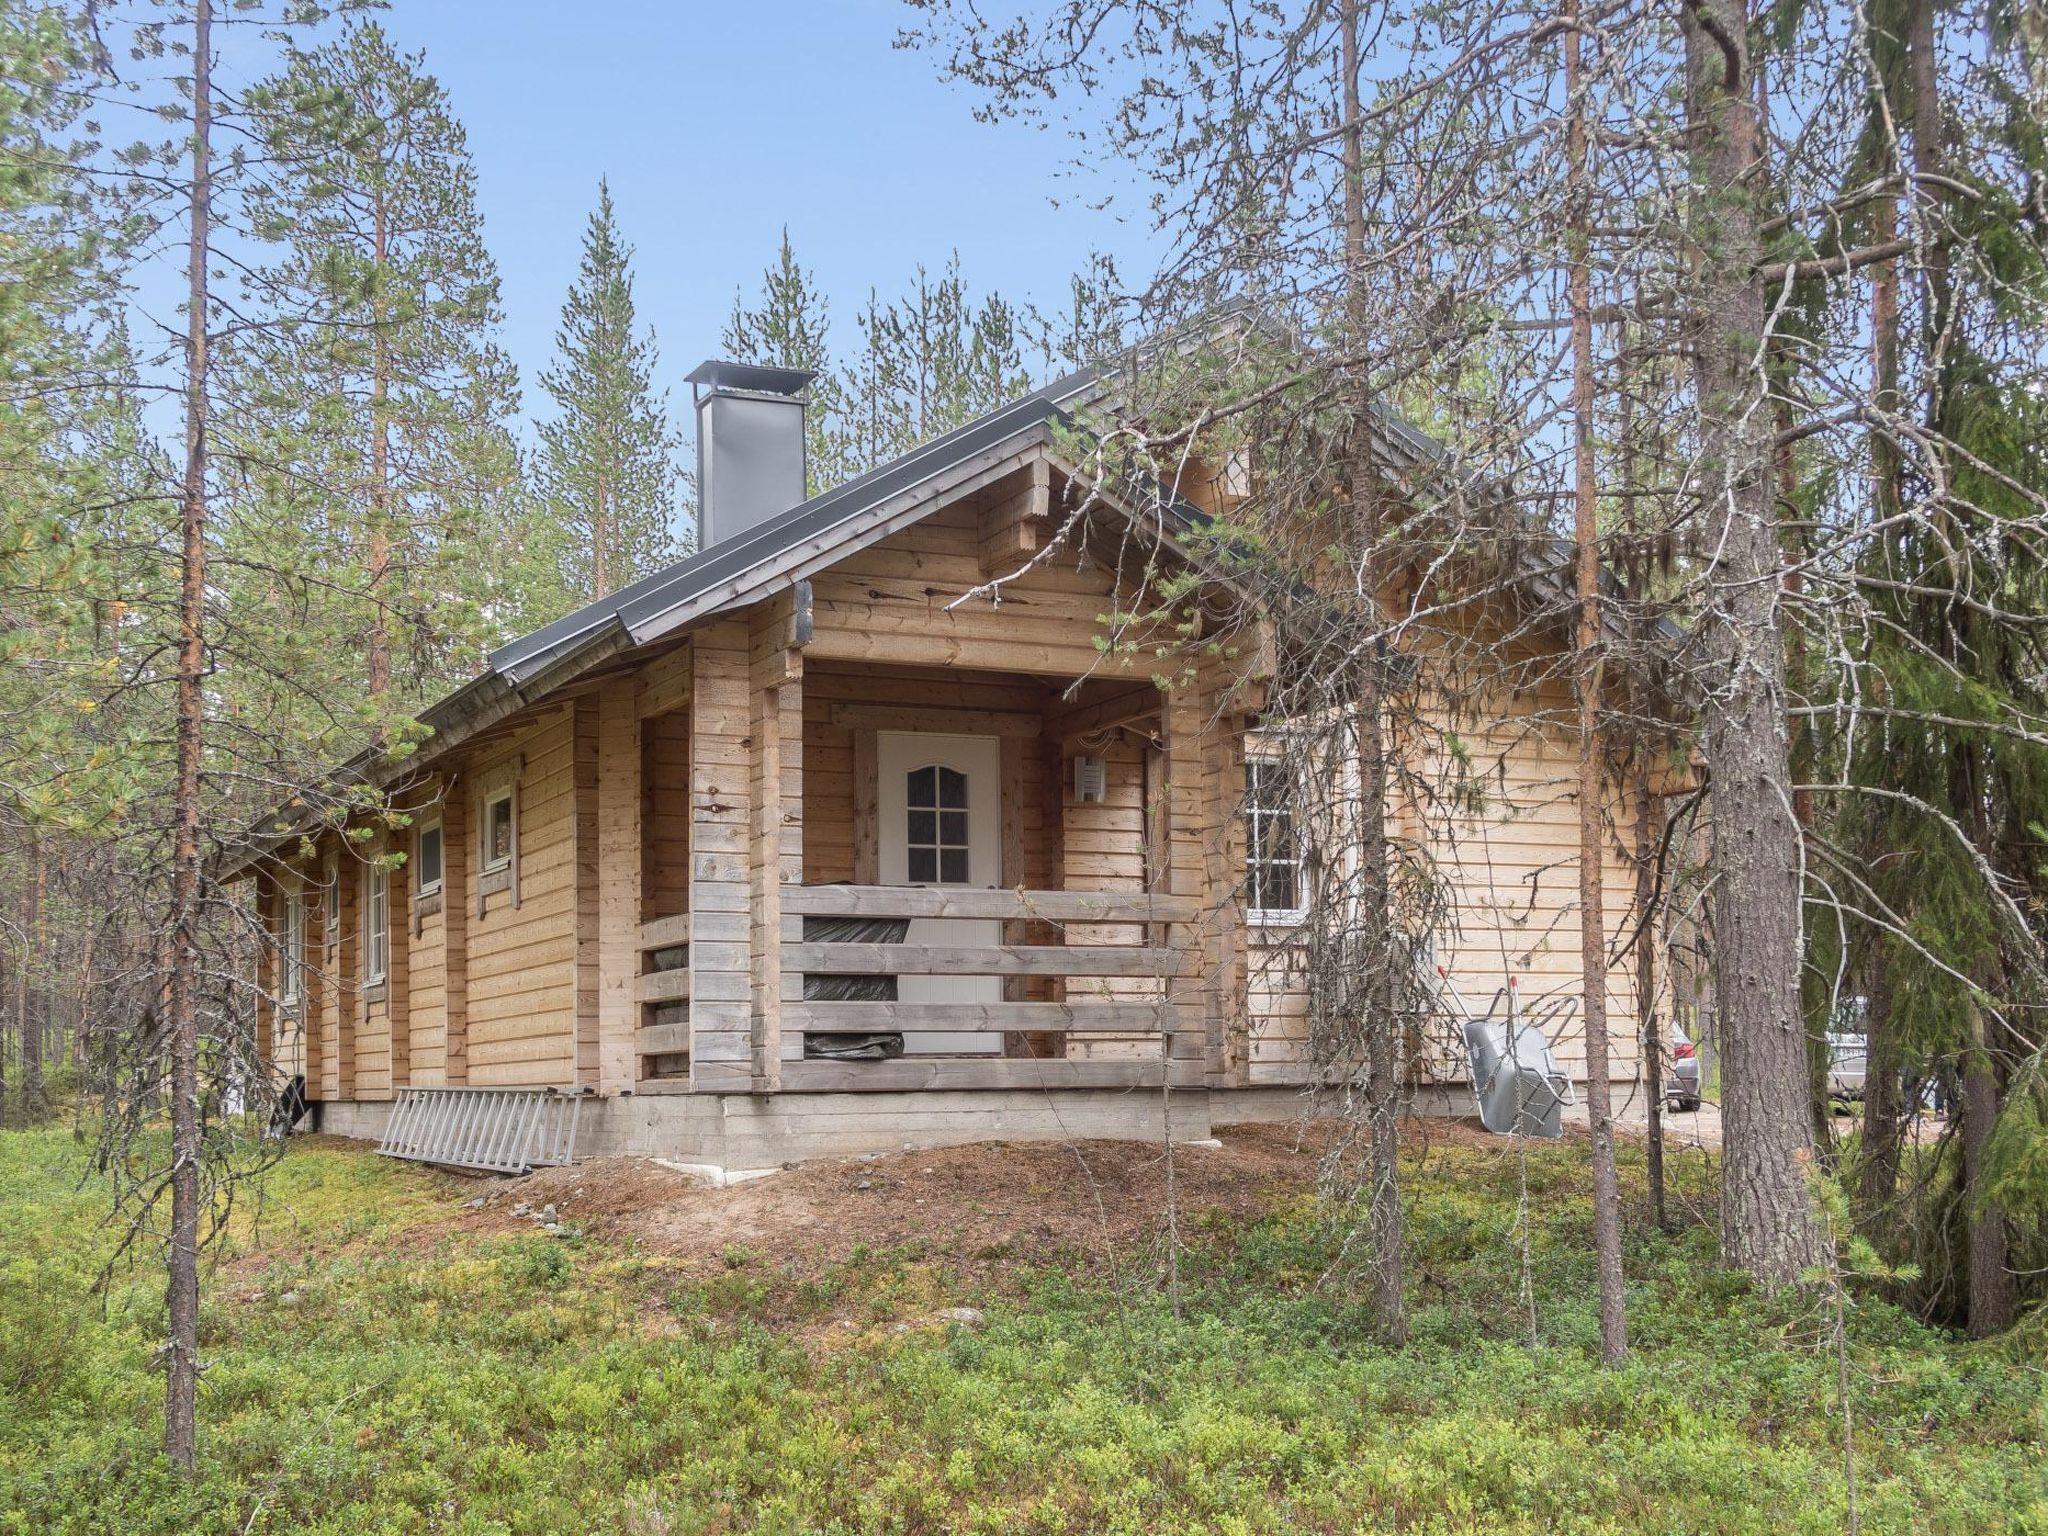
[165, 0, 213, 1472]
[1341, 0, 1405, 1345]
[1565, 0, 1626, 1363]
[21, 837, 44, 1119]
[1960, 1000, 2016, 1335]
[1679, 0, 1826, 1290]
[1855, 192, 1905, 1250]
[1855, 975, 1904, 1244]
[367, 182, 393, 701]
[1635, 764, 1668, 1232]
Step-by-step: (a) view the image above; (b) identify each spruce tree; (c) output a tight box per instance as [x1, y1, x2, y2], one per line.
[537, 179, 686, 600]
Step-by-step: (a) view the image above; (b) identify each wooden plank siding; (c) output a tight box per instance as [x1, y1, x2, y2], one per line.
[463, 707, 579, 1086]
[688, 624, 754, 1092]
[1243, 669, 1661, 1087]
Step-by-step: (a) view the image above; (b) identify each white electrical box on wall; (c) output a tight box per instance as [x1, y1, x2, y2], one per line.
[1073, 755, 1108, 804]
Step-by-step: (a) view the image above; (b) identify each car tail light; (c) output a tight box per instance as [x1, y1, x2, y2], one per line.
[1673, 1040, 1696, 1060]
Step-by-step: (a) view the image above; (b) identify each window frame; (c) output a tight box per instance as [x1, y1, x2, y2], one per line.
[904, 763, 972, 886]
[1244, 756, 1306, 926]
[279, 882, 304, 1006]
[480, 788, 515, 876]
[415, 816, 444, 897]
[363, 863, 390, 987]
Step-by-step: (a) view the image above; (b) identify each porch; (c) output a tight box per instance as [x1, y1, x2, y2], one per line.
[612, 635, 1256, 1098]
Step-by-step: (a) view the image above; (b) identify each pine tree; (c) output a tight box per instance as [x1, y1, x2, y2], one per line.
[537, 179, 686, 601]
[230, 21, 522, 732]
[722, 228, 842, 492]
[724, 236, 1043, 493]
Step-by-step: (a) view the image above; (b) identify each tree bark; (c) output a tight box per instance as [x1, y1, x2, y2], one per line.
[1854, 969, 1904, 1246]
[367, 177, 393, 701]
[1634, 764, 1668, 1232]
[1565, 0, 1626, 1364]
[21, 836, 44, 1118]
[164, 0, 213, 1472]
[1679, 0, 1826, 1289]
[1855, 191, 1905, 1251]
[1341, 0, 1405, 1345]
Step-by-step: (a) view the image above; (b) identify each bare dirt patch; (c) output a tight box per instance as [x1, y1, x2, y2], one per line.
[443, 1115, 1514, 1281]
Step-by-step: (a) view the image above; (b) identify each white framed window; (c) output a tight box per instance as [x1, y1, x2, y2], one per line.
[480, 789, 514, 874]
[1245, 758, 1304, 923]
[415, 817, 444, 895]
[279, 883, 304, 1005]
[364, 864, 390, 985]
[322, 854, 339, 937]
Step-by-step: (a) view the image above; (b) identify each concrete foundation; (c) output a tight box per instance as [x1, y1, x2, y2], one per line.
[315, 1084, 1217, 1170]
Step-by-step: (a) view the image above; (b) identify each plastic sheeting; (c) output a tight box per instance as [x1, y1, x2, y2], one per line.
[802, 914, 908, 1059]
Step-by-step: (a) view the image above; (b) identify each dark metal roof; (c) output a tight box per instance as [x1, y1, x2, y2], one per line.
[489, 367, 1099, 685]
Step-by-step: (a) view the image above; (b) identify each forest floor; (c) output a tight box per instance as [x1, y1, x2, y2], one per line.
[1, 1115, 2042, 1534]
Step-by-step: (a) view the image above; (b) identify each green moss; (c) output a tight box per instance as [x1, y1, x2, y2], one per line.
[0, 1127, 2042, 1535]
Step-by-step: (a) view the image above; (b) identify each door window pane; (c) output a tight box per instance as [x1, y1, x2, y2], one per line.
[905, 764, 972, 885]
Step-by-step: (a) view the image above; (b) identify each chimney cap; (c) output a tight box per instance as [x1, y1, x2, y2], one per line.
[686, 359, 817, 399]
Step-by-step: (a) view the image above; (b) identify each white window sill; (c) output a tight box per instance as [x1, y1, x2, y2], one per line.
[1247, 909, 1306, 931]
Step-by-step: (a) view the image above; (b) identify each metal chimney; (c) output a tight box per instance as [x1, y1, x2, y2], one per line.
[687, 360, 816, 548]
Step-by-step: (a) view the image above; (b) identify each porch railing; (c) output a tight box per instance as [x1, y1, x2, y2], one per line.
[633, 886, 1213, 1091]
[777, 884, 1205, 1091]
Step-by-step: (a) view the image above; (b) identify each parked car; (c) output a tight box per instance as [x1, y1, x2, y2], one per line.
[1666, 1026, 1702, 1112]
[1826, 1031, 1868, 1102]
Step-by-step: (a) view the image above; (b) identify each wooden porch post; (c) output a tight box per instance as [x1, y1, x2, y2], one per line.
[572, 695, 602, 1089]
[300, 863, 323, 1093]
[335, 841, 359, 1100]
[388, 848, 411, 1092]
[595, 675, 643, 1094]
[441, 790, 469, 1086]
[1204, 663, 1251, 1087]
[750, 590, 807, 1091]
[689, 624, 754, 1092]
[254, 879, 276, 1077]
[1161, 680, 1215, 1083]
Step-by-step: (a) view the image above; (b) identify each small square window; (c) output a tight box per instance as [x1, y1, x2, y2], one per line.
[907, 847, 938, 884]
[415, 820, 443, 894]
[939, 848, 970, 884]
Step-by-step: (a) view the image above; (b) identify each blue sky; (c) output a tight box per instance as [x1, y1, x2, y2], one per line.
[385, 0, 1154, 423]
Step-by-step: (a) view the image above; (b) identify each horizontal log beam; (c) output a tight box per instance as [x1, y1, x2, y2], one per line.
[778, 1057, 1208, 1093]
[784, 942, 1189, 977]
[785, 884, 1198, 923]
[640, 913, 690, 949]
[829, 702, 1043, 738]
[784, 1000, 1179, 1032]
[636, 969, 691, 1003]
[635, 1022, 691, 1054]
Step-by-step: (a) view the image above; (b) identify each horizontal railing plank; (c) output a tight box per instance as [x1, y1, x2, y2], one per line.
[784, 942, 1189, 977]
[640, 913, 691, 949]
[635, 1022, 691, 1055]
[784, 884, 1198, 924]
[636, 969, 692, 1004]
[784, 1000, 1177, 1033]
[778, 1057, 1208, 1093]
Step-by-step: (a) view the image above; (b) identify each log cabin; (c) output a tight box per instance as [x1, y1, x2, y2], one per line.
[246, 360, 1665, 1168]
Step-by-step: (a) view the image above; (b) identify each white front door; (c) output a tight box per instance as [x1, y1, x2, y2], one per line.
[877, 731, 1002, 1055]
